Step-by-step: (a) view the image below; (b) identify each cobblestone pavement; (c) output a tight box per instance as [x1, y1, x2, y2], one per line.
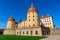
[41, 35, 60, 40]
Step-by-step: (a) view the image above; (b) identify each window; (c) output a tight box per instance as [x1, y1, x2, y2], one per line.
[33, 24, 35, 26]
[29, 25, 30, 27]
[23, 31, 24, 34]
[29, 19, 30, 21]
[33, 15, 34, 17]
[48, 23, 49, 25]
[33, 12, 34, 14]
[49, 18, 50, 19]
[44, 21, 46, 22]
[46, 23, 47, 25]
[50, 23, 51, 24]
[29, 16, 30, 18]
[31, 31, 32, 35]
[26, 31, 28, 34]
[17, 32, 18, 34]
[33, 19, 34, 21]
[20, 31, 21, 34]
[43, 19, 46, 22]
[35, 31, 38, 35]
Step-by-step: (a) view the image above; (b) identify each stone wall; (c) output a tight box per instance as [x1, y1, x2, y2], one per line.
[3, 29, 16, 35]
[50, 29, 60, 35]
[16, 27, 42, 36]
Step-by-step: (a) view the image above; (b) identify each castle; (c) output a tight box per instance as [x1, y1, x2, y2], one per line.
[3, 4, 55, 36]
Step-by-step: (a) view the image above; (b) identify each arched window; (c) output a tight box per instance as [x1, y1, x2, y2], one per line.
[17, 32, 18, 34]
[20, 31, 21, 34]
[31, 31, 32, 35]
[26, 31, 28, 34]
[35, 31, 38, 35]
[23, 31, 25, 34]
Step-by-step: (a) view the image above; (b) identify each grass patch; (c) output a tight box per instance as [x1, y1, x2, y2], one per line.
[0, 35, 47, 40]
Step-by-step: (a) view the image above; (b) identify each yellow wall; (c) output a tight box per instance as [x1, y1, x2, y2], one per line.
[18, 20, 27, 28]
[27, 12, 39, 27]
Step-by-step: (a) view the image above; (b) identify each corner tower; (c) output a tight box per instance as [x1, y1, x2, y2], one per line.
[27, 4, 39, 27]
[6, 17, 15, 29]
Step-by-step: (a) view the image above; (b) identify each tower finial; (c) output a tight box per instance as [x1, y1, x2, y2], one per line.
[31, 3, 34, 7]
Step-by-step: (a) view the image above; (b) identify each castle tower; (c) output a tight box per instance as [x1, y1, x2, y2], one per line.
[27, 4, 39, 27]
[6, 17, 15, 29]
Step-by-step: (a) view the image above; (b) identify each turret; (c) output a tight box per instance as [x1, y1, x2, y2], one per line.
[6, 17, 15, 29]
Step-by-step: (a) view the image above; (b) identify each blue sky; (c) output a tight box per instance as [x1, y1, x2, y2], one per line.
[0, 0, 60, 29]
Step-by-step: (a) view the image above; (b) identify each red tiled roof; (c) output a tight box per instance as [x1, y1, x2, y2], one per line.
[41, 16, 51, 19]
[28, 6, 37, 12]
[8, 17, 15, 21]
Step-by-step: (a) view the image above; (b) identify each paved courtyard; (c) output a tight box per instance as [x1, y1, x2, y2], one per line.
[41, 35, 60, 40]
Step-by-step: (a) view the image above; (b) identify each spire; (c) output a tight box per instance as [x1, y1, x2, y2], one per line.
[31, 3, 34, 7]
[28, 3, 37, 12]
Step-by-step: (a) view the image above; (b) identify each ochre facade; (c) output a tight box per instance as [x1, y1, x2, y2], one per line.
[27, 12, 39, 27]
